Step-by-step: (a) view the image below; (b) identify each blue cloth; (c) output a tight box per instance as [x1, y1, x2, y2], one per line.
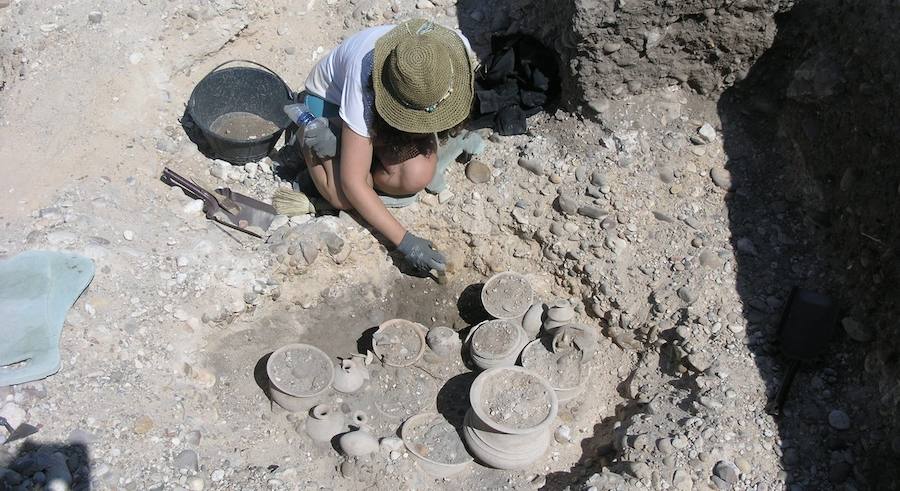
[304, 93, 340, 119]
[0, 251, 95, 386]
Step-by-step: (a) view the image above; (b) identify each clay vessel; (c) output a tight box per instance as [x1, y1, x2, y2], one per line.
[467, 319, 528, 370]
[266, 343, 333, 412]
[372, 319, 427, 367]
[332, 356, 369, 393]
[520, 338, 586, 402]
[402, 412, 473, 478]
[305, 404, 346, 443]
[521, 303, 545, 338]
[481, 272, 534, 319]
[426, 326, 461, 358]
[462, 366, 558, 469]
[339, 411, 379, 457]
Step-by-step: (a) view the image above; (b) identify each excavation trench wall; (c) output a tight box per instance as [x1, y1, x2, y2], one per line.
[462, 0, 900, 485]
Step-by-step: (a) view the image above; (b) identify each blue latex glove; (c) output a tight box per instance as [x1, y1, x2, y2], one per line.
[303, 117, 338, 159]
[396, 232, 446, 275]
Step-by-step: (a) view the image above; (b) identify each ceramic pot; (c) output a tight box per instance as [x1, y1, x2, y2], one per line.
[462, 366, 558, 470]
[426, 326, 461, 359]
[520, 338, 586, 402]
[467, 319, 528, 370]
[521, 303, 545, 338]
[333, 356, 369, 393]
[480, 272, 534, 319]
[339, 411, 379, 457]
[372, 319, 427, 367]
[305, 404, 345, 443]
[266, 343, 333, 412]
[402, 412, 473, 478]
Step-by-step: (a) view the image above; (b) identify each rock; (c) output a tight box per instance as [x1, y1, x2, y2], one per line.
[712, 460, 739, 483]
[88, 11, 103, 23]
[320, 231, 344, 255]
[188, 476, 206, 490]
[587, 98, 610, 114]
[134, 415, 154, 434]
[0, 402, 26, 430]
[672, 469, 693, 491]
[123, 230, 135, 241]
[828, 409, 850, 430]
[210, 162, 229, 180]
[699, 250, 723, 268]
[602, 42, 622, 54]
[415, 0, 434, 8]
[686, 352, 711, 372]
[710, 167, 734, 191]
[577, 205, 607, 220]
[465, 160, 492, 184]
[129, 52, 144, 65]
[518, 158, 545, 175]
[183, 199, 205, 214]
[697, 123, 716, 143]
[842, 317, 873, 342]
[379, 436, 403, 452]
[677, 287, 697, 304]
[557, 193, 578, 215]
[185, 430, 202, 446]
[554, 425, 572, 444]
[656, 438, 674, 454]
[174, 449, 199, 472]
[299, 239, 319, 265]
[211, 469, 225, 482]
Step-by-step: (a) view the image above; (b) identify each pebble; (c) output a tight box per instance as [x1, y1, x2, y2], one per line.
[554, 425, 572, 444]
[129, 52, 144, 65]
[549, 174, 562, 184]
[134, 415, 154, 434]
[828, 409, 850, 430]
[186, 430, 202, 446]
[88, 11, 103, 23]
[710, 167, 733, 190]
[602, 42, 622, 54]
[677, 287, 697, 304]
[841, 317, 873, 342]
[712, 460, 739, 483]
[699, 249, 723, 268]
[123, 230, 135, 241]
[518, 157, 545, 175]
[188, 477, 205, 490]
[0, 402, 26, 429]
[183, 199, 205, 214]
[697, 123, 716, 143]
[656, 438, 674, 454]
[577, 205, 607, 220]
[672, 469, 692, 491]
[465, 160, 492, 184]
[686, 352, 711, 372]
[587, 98, 610, 114]
[174, 449, 199, 471]
[211, 469, 225, 482]
[557, 193, 578, 215]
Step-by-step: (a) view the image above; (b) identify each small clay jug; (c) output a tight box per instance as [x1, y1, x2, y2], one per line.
[426, 326, 461, 358]
[339, 411, 379, 457]
[305, 404, 345, 443]
[333, 356, 369, 393]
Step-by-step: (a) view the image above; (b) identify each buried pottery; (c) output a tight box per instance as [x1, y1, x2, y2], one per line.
[521, 302, 546, 338]
[339, 411, 379, 457]
[426, 326, 462, 358]
[372, 319, 427, 367]
[266, 343, 333, 412]
[520, 337, 587, 402]
[305, 404, 346, 443]
[467, 319, 528, 370]
[333, 355, 369, 393]
[402, 412, 473, 478]
[463, 366, 558, 469]
[481, 272, 534, 319]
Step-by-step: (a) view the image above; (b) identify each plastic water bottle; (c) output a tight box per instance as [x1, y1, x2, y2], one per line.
[283, 103, 325, 139]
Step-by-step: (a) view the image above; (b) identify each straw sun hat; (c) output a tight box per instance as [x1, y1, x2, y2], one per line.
[373, 19, 474, 134]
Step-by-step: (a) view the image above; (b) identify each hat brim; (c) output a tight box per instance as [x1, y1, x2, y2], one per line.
[373, 19, 474, 134]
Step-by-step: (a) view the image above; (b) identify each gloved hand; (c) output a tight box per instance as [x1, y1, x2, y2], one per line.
[396, 232, 446, 275]
[302, 117, 338, 159]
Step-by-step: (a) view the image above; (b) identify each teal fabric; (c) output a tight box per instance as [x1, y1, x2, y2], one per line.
[0, 251, 95, 386]
[304, 93, 340, 119]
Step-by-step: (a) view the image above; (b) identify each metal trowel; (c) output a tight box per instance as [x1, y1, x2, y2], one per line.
[765, 288, 840, 416]
[0, 416, 39, 444]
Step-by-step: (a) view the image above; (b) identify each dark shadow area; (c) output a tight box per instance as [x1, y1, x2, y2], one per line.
[0, 442, 91, 490]
[436, 372, 477, 428]
[540, 416, 619, 491]
[253, 352, 273, 398]
[719, 0, 899, 487]
[356, 326, 379, 355]
[456, 282, 489, 326]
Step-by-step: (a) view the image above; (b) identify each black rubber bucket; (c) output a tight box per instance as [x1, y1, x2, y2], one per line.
[187, 60, 293, 164]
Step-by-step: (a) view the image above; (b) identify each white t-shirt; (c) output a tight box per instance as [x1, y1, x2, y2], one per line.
[305, 24, 472, 138]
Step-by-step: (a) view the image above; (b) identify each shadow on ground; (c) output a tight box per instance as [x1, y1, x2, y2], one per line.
[0, 441, 91, 490]
[719, 0, 899, 488]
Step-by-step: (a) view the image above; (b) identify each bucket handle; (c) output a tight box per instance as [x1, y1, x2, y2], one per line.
[200, 59, 294, 100]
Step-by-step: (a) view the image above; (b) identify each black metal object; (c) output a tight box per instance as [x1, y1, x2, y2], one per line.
[765, 288, 840, 416]
[187, 60, 293, 164]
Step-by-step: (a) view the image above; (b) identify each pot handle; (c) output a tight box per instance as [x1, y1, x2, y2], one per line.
[201, 59, 294, 100]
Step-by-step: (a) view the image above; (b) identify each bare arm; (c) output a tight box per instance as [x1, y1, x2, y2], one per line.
[338, 124, 407, 246]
